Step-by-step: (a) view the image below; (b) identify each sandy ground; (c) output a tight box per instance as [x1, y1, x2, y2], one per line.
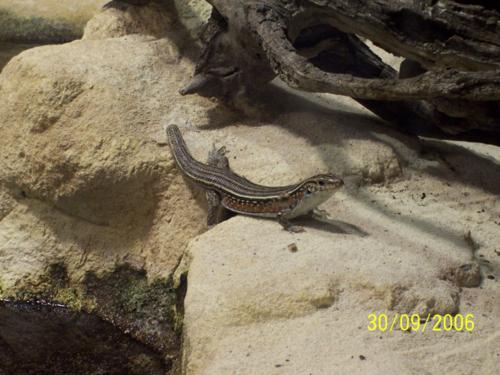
[180, 85, 500, 374]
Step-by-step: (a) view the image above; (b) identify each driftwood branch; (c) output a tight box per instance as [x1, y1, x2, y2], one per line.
[179, 0, 500, 144]
[252, 10, 500, 101]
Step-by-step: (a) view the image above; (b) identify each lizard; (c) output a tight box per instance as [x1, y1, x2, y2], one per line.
[166, 124, 344, 232]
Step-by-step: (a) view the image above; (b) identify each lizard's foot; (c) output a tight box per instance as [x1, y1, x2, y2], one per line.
[312, 208, 330, 219]
[207, 144, 230, 169]
[278, 211, 305, 233]
[286, 225, 306, 233]
[213, 144, 227, 156]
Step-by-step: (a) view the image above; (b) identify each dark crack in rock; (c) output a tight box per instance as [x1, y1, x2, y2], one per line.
[0, 300, 165, 375]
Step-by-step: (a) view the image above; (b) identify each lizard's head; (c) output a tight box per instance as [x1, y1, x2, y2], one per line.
[287, 174, 344, 218]
[301, 174, 344, 196]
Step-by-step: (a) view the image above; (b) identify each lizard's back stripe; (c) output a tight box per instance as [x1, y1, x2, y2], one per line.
[166, 125, 305, 199]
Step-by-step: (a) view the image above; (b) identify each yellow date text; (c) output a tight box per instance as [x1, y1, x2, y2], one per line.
[367, 313, 475, 333]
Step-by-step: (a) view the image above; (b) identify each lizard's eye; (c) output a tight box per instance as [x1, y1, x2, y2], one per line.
[318, 180, 325, 186]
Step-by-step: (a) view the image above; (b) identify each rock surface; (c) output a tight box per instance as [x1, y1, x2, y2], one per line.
[0, 33, 204, 288]
[0, 1, 498, 374]
[0, 1, 209, 364]
[181, 171, 499, 374]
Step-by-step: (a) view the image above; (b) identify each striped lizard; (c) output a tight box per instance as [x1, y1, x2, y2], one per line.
[166, 124, 344, 232]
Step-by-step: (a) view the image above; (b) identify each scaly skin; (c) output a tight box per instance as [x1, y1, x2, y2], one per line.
[166, 124, 343, 231]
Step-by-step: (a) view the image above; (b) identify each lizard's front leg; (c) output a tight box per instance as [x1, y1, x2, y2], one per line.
[207, 144, 230, 170]
[277, 210, 305, 233]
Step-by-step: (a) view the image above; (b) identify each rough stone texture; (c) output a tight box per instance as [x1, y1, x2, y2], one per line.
[182, 165, 499, 374]
[0, 33, 205, 289]
[0, 1, 499, 374]
[0, 29, 414, 293]
[0, 2, 211, 364]
[0, 0, 108, 42]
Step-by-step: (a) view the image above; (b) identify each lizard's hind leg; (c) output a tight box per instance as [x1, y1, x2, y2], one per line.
[206, 190, 231, 227]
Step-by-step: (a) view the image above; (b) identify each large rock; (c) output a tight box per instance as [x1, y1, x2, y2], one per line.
[182, 170, 499, 374]
[0, 35, 207, 291]
[0, 2, 211, 359]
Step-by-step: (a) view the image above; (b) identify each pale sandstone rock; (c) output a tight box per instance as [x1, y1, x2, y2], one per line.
[182, 178, 499, 374]
[0, 17, 210, 291]
[180, 104, 499, 373]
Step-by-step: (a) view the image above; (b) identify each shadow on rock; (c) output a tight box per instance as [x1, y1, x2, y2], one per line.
[0, 300, 165, 375]
[295, 216, 369, 236]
